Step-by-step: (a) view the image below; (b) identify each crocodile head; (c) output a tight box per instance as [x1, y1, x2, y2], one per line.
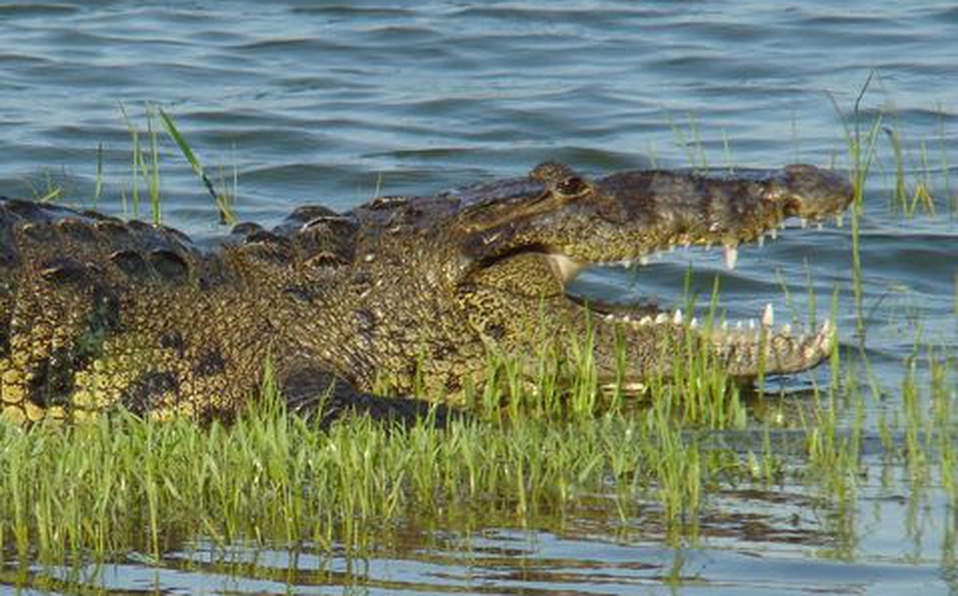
[445, 162, 851, 386]
[295, 162, 852, 401]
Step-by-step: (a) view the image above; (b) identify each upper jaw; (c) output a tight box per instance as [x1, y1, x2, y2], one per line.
[454, 162, 852, 308]
[581, 164, 853, 261]
[461, 164, 853, 281]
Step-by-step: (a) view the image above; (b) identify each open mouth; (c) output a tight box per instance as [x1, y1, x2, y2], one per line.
[546, 213, 846, 378]
[458, 162, 853, 379]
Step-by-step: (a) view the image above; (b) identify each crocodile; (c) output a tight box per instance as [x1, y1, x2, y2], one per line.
[0, 162, 852, 425]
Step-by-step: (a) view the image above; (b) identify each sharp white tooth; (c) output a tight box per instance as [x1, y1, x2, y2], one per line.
[748, 319, 756, 330]
[673, 309, 683, 325]
[690, 317, 698, 329]
[724, 245, 738, 270]
[800, 218, 808, 229]
[668, 244, 676, 253]
[655, 313, 668, 324]
[639, 255, 649, 266]
[780, 222, 786, 230]
[640, 316, 652, 326]
[736, 321, 743, 330]
[757, 235, 765, 248]
[835, 214, 844, 228]
[623, 259, 634, 268]
[762, 303, 774, 327]
[816, 222, 824, 230]
[770, 228, 778, 240]
[547, 254, 586, 283]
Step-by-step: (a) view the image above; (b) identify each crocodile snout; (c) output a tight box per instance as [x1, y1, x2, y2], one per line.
[779, 164, 854, 220]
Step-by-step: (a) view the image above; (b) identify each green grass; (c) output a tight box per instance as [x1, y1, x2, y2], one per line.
[828, 74, 883, 341]
[0, 387, 724, 565]
[159, 107, 237, 224]
[884, 119, 940, 217]
[114, 103, 237, 226]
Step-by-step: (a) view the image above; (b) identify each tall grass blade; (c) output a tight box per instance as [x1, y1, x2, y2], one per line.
[158, 108, 237, 224]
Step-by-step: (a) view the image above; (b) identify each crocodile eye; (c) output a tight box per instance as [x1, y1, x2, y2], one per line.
[530, 161, 575, 183]
[556, 176, 588, 198]
[528, 162, 591, 199]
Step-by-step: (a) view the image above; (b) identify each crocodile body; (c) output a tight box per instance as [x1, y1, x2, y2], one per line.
[0, 163, 852, 424]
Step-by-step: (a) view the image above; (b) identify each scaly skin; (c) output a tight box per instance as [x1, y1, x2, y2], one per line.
[0, 163, 852, 424]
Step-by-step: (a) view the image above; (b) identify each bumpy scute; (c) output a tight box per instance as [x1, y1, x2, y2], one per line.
[0, 198, 261, 423]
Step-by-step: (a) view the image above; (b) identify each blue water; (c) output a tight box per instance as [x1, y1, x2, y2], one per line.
[1, 1, 957, 594]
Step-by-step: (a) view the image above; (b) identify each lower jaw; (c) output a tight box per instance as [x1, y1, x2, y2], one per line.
[578, 304, 835, 380]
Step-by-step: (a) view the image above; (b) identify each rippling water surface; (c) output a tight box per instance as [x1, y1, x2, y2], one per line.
[1, 1, 957, 594]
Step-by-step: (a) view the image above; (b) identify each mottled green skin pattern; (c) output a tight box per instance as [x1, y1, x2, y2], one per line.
[0, 163, 852, 424]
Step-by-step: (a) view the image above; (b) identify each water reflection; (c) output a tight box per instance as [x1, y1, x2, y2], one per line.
[1, 462, 952, 595]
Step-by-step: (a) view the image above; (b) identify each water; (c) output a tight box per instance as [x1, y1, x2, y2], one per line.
[1, 0, 957, 593]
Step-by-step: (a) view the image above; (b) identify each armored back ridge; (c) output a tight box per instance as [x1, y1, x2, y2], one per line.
[0, 162, 853, 425]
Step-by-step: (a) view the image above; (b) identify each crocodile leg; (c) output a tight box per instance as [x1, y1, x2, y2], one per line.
[280, 364, 461, 429]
